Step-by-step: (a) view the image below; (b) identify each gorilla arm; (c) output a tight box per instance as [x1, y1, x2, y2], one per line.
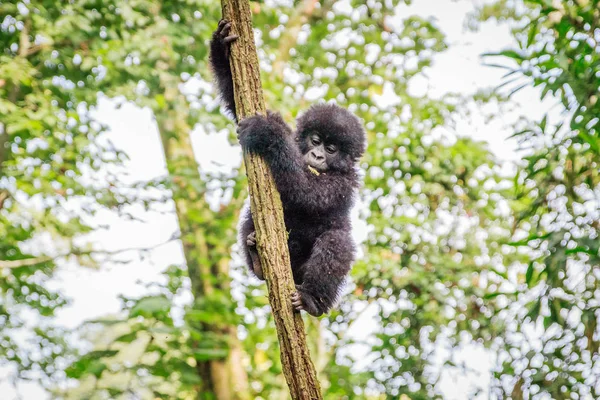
[209, 20, 239, 121]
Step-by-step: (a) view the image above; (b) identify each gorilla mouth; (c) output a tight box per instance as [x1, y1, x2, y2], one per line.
[304, 155, 327, 172]
[307, 165, 321, 176]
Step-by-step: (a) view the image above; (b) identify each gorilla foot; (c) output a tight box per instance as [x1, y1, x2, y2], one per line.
[252, 258, 264, 281]
[246, 231, 256, 248]
[247, 232, 264, 280]
[292, 288, 323, 317]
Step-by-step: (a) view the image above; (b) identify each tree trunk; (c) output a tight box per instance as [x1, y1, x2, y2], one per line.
[156, 98, 249, 400]
[220, 1, 323, 399]
[0, 123, 8, 176]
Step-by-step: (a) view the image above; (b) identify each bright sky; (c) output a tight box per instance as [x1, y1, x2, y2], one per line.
[2, 1, 553, 398]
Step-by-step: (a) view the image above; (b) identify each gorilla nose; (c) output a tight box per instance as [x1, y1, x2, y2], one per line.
[310, 150, 324, 161]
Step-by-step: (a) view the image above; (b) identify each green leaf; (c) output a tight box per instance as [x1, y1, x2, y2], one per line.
[129, 296, 171, 318]
[482, 49, 526, 60]
[86, 319, 124, 326]
[507, 129, 532, 139]
[527, 22, 538, 47]
[508, 233, 551, 246]
[193, 348, 229, 361]
[482, 63, 515, 70]
[86, 350, 120, 358]
[578, 132, 600, 153]
[525, 262, 535, 285]
[564, 246, 596, 256]
[65, 350, 118, 379]
[550, 298, 564, 324]
[539, 115, 547, 132]
[114, 331, 138, 343]
[526, 300, 541, 321]
[484, 292, 502, 299]
[508, 83, 529, 97]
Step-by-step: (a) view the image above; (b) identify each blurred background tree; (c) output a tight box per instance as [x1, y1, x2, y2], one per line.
[1, 0, 598, 399]
[471, 0, 600, 398]
[0, 2, 247, 399]
[0, 0, 134, 391]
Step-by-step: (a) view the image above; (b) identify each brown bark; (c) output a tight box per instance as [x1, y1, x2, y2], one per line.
[220, 1, 323, 399]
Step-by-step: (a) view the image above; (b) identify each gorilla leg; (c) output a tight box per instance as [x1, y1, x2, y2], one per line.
[239, 206, 264, 280]
[293, 230, 355, 316]
[246, 231, 264, 280]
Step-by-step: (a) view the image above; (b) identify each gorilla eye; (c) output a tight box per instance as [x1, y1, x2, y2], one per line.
[325, 144, 337, 154]
[311, 135, 321, 146]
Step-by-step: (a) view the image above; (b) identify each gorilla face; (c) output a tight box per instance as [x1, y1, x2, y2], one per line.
[303, 133, 339, 172]
[296, 103, 366, 175]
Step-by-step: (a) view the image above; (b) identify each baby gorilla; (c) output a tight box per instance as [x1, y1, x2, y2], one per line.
[210, 20, 366, 316]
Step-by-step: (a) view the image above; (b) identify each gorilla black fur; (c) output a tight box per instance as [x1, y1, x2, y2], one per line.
[210, 20, 366, 317]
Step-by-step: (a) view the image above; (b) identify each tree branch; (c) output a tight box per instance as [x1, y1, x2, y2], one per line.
[0, 238, 177, 270]
[0, 190, 9, 210]
[219, 1, 323, 398]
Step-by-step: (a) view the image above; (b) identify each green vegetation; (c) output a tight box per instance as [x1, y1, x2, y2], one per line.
[1, 1, 598, 399]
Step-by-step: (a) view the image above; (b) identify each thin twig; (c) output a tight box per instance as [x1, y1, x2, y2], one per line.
[0, 237, 178, 269]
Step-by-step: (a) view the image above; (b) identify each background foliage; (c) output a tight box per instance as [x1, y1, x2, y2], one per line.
[1, 0, 598, 399]
[472, 0, 600, 398]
